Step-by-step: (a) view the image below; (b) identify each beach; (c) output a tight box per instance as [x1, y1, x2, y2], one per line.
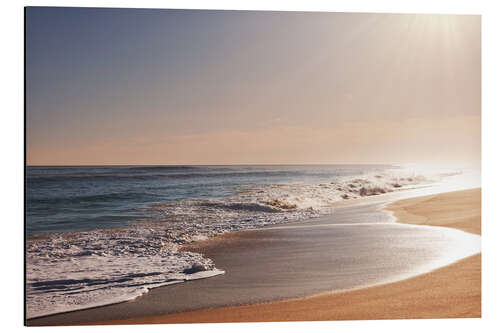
[22, 7, 483, 329]
[127, 188, 481, 323]
[27, 187, 481, 325]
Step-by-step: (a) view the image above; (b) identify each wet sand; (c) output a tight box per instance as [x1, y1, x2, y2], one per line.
[28, 188, 481, 325]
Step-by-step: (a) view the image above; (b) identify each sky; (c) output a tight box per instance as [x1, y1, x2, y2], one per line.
[26, 8, 481, 166]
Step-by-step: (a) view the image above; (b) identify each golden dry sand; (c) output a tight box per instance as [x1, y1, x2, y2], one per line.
[388, 188, 481, 235]
[92, 188, 481, 324]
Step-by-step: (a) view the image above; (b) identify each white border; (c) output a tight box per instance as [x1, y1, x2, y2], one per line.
[3, 1, 499, 332]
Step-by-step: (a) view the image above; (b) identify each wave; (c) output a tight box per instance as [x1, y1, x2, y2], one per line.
[198, 202, 284, 213]
[26, 168, 440, 319]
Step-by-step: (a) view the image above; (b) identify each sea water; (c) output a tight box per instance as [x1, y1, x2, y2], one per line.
[25, 164, 442, 319]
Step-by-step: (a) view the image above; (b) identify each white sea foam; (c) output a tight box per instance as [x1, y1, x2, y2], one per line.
[26, 168, 447, 319]
[26, 226, 224, 318]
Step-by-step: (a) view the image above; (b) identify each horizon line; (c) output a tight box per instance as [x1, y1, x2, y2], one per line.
[26, 162, 400, 167]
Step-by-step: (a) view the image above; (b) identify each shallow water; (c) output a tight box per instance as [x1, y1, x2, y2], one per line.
[27, 202, 480, 325]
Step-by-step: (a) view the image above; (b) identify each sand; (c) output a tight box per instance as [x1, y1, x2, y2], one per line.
[388, 188, 481, 235]
[86, 188, 481, 324]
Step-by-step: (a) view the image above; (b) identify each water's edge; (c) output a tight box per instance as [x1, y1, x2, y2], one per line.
[27, 186, 481, 322]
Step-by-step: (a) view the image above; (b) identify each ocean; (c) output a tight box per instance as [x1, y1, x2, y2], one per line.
[26, 164, 407, 235]
[26, 164, 431, 318]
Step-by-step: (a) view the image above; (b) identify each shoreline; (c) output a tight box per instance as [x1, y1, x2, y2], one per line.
[27, 187, 481, 325]
[90, 188, 482, 324]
